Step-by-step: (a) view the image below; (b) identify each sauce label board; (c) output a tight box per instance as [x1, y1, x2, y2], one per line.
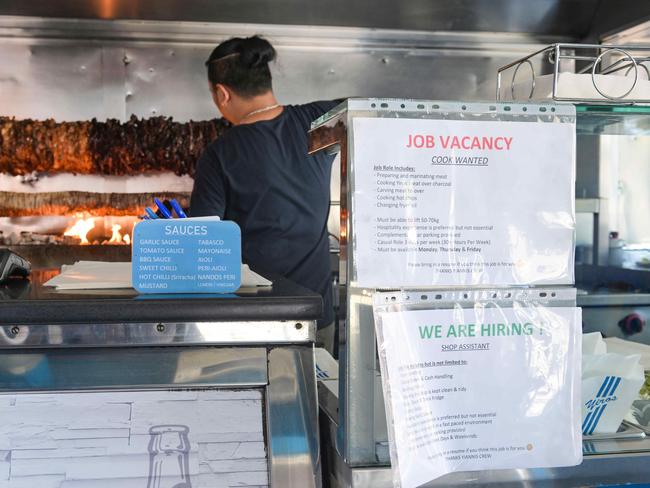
[132, 218, 241, 293]
[374, 303, 582, 487]
[351, 116, 576, 288]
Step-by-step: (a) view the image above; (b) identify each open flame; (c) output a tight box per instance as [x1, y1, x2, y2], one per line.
[62, 216, 133, 245]
[63, 217, 96, 245]
[107, 224, 131, 244]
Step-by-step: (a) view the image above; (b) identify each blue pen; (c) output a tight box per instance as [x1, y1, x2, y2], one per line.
[145, 207, 159, 219]
[170, 199, 187, 218]
[154, 198, 173, 219]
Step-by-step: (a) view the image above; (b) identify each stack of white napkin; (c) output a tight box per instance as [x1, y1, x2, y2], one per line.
[582, 332, 644, 435]
[44, 261, 271, 290]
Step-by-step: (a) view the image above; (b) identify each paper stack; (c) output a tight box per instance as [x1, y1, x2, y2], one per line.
[582, 332, 645, 435]
[604, 337, 650, 370]
[44, 261, 272, 291]
[45, 261, 131, 290]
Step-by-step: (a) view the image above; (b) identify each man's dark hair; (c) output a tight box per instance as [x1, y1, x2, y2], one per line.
[205, 36, 276, 97]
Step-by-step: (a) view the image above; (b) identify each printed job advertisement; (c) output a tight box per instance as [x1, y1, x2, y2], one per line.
[351, 117, 576, 288]
[374, 305, 582, 488]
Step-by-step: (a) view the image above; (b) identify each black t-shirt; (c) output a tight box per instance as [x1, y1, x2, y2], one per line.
[190, 101, 338, 327]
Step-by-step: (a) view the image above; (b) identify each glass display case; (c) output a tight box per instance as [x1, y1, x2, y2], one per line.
[575, 105, 650, 346]
[311, 99, 650, 488]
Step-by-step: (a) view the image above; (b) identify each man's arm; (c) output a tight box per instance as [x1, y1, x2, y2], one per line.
[189, 147, 227, 218]
[310, 98, 347, 116]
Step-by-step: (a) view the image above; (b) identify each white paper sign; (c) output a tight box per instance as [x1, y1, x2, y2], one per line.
[352, 117, 575, 288]
[374, 305, 582, 487]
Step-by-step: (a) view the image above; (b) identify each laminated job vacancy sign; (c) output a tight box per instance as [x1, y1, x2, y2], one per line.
[373, 298, 582, 487]
[351, 114, 576, 288]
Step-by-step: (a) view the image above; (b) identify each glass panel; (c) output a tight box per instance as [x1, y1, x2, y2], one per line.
[576, 104, 650, 136]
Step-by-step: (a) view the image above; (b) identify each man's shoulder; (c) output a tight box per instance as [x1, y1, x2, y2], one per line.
[205, 124, 247, 152]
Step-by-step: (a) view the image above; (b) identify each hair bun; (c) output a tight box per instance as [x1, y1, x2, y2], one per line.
[239, 36, 276, 68]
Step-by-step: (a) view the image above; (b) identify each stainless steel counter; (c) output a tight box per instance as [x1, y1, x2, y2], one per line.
[0, 270, 323, 487]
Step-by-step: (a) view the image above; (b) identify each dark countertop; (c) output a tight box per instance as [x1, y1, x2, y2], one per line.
[0, 269, 323, 325]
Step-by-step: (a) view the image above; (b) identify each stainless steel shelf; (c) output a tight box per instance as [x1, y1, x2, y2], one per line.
[578, 292, 650, 307]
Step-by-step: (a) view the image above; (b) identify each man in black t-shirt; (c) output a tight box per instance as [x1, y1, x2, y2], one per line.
[189, 35, 338, 352]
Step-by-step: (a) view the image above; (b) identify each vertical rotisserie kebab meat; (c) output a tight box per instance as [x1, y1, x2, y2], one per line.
[0, 115, 229, 176]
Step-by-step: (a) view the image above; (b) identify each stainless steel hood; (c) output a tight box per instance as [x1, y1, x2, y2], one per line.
[1, 0, 648, 41]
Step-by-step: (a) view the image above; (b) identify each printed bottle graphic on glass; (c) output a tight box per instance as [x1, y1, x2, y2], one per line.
[147, 425, 192, 488]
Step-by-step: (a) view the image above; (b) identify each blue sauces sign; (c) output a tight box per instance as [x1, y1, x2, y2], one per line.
[132, 218, 241, 293]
